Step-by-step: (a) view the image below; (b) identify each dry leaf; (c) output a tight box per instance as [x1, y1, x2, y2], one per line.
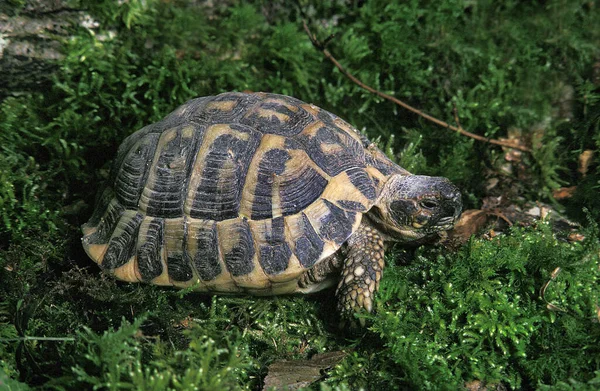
[567, 232, 586, 242]
[173, 316, 194, 329]
[552, 186, 577, 200]
[485, 178, 499, 191]
[578, 150, 594, 177]
[447, 209, 491, 243]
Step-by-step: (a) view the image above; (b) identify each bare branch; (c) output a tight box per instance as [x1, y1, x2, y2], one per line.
[303, 21, 532, 153]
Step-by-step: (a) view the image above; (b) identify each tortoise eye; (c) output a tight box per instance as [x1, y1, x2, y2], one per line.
[419, 199, 438, 210]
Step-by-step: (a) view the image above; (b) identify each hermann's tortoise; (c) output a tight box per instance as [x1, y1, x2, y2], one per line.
[82, 92, 462, 320]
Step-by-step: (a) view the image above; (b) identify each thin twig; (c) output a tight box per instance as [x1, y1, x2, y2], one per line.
[303, 21, 532, 153]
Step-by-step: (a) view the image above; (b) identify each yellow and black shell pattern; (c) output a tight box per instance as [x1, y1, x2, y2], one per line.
[82, 92, 407, 295]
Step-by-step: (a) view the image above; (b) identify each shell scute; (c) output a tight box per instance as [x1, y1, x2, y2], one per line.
[84, 196, 124, 245]
[164, 218, 194, 282]
[184, 124, 261, 221]
[190, 92, 256, 125]
[294, 120, 366, 177]
[241, 134, 330, 221]
[136, 218, 164, 282]
[114, 133, 159, 209]
[186, 218, 221, 282]
[102, 210, 143, 270]
[286, 212, 325, 269]
[346, 167, 377, 201]
[217, 217, 256, 278]
[250, 147, 291, 220]
[139, 125, 199, 218]
[318, 199, 356, 245]
[256, 216, 292, 275]
[240, 95, 313, 136]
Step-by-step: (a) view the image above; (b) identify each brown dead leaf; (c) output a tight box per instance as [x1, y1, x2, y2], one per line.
[447, 209, 491, 243]
[173, 316, 194, 329]
[552, 186, 577, 200]
[579, 150, 594, 177]
[483, 229, 499, 239]
[485, 178, 499, 192]
[567, 232, 586, 242]
[263, 351, 347, 391]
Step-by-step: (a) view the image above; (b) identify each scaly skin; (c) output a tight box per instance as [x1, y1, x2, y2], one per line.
[336, 220, 385, 325]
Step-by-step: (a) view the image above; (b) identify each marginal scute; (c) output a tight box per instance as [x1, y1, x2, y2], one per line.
[164, 218, 194, 282]
[84, 187, 115, 231]
[319, 170, 374, 214]
[346, 167, 377, 200]
[113, 258, 141, 282]
[318, 199, 356, 245]
[102, 211, 144, 269]
[218, 217, 255, 277]
[256, 216, 292, 275]
[337, 200, 367, 212]
[186, 218, 221, 281]
[286, 212, 325, 268]
[365, 143, 408, 177]
[136, 218, 164, 282]
[85, 198, 125, 245]
[167, 252, 194, 282]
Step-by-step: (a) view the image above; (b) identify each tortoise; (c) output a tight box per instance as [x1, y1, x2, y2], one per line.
[82, 92, 462, 321]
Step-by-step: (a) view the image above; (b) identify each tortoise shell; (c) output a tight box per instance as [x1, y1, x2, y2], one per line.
[82, 92, 407, 295]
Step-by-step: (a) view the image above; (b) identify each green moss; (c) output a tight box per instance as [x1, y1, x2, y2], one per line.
[1, 0, 599, 390]
[361, 222, 600, 389]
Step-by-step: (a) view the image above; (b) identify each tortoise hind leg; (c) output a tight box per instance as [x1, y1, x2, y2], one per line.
[336, 220, 385, 325]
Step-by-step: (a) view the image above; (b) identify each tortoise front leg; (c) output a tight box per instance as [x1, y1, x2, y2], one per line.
[336, 221, 385, 324]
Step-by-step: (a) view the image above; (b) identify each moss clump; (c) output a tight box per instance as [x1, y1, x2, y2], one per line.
[362, 221, 600, 389]
[1, 0, 599, 390]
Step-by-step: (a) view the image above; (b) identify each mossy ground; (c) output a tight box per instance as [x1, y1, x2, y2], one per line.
[1, 1, 600, 390]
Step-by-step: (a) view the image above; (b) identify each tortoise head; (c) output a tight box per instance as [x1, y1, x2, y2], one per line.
[372, 175, 462, 242]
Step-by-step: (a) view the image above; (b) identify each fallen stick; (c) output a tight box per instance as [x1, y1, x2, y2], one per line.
[303, 21, 532, 153]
